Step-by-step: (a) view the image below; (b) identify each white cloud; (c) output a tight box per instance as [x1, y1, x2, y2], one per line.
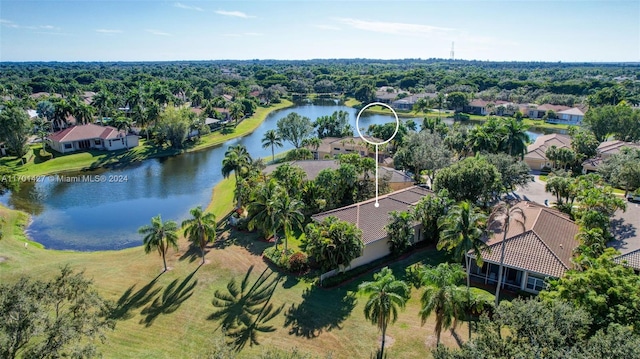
[174, 2, 203, 12]
[244, 32, 263, 36]
[215, 10, 255, 19]
[40, 25, 56, 30]
[313, 24, 341, 31]
[334, 17, 454, 37]
[96, 29, 123, 34]
[222, 32, 263, 37]
[1, 19, 20, 28]
[146, 29, 172, 36]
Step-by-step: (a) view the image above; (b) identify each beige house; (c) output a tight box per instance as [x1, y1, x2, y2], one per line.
[524, 133, 572, 170]
[263, 160, 414, 191]
[307, 136, 386, 161]
[582, 140, 640, 172]
[468, 201, 579, 294]
[47, 124, 139, 154]
[313, 186, 432, 278]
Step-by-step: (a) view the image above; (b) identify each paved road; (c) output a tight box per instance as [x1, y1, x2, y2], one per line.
[511, 176, 640, 254]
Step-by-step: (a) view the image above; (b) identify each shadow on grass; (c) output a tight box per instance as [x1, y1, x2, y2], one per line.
[284, 285, 357, 338]
[139, 266, 199, 327]
[213, 227, 271, 257]
[109, 272, 163, 320]
[208, 265, 284, 351]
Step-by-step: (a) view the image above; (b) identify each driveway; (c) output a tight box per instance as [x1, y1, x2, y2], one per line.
[511, 176, 640, 255]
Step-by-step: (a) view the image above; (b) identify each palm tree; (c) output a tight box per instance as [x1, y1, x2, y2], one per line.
[437, 201, 487, 338]
[221, 145, 252, 208]
[248, 180, 282, 240]
[500, 118, 529, 159]
[261, 129, 283, 162]
[181, 206, 217, 265]
[91, 90, 113, 123]
[302, 136, 322, 159]
[229, 102, 244, 125]
[271, 192, 304, 252]
[418, 263, 466, 346]
[488, 201, 525, 307]
[138, 215, 179, 272]
[358, 267, 410, 359]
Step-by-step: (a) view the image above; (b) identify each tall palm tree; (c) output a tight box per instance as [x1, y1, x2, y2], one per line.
[302, 136, 323, 159]
[91, 90, 113, 123]
[488, 201, 525, 307]
[261, 129, 283, 162]
[138, 214, 179, 272]
[229, 102, 244, 125]
[437, 201, 487, 338]
[182, 206, 217, 265]
[358, 267, 410, 359]
[271, 192, 304, 252]
[221, 145, 252, 208]
[418, 263, 466, 346]
[248, 180, 282, 240]
[500, 118, 529, 159]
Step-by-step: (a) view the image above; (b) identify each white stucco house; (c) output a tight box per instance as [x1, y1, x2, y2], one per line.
[47, 124, 139, 154]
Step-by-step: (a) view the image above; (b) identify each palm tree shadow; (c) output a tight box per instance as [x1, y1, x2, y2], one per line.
[139, 267, 199, 327]
[208, 265, 285, 351]
[109, 273, 163, 320]
[179, 243, 203, 263]
[284, 285, 357, 338]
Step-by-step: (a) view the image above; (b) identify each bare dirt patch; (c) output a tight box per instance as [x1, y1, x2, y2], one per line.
[0, 256, 7, 263]
[379, 335, 396, 349]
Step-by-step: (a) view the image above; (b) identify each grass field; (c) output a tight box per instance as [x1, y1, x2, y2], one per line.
[0, 100, 293, 177]
[1, 171, 469, 358]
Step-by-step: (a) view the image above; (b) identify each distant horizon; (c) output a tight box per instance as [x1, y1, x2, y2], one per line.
[1, 1, 638, 62]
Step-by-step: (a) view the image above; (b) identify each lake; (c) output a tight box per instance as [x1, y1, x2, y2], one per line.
[0, 101, 550, 251]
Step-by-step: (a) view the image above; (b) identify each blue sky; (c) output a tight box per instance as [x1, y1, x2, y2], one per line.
[1, 0, 638, 62]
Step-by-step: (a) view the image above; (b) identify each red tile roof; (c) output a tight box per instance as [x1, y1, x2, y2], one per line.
[312, 186, 432, 244]
[48, 124, 123, 143]
[614, 249, 640, 271]
[472, 201, 579, 278]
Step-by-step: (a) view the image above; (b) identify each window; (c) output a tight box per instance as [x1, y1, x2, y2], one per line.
[333, 147, 341, 151]
[64, 143, 72, 149]
[526, 275, 546, 292]
[94, 140, 101, 145]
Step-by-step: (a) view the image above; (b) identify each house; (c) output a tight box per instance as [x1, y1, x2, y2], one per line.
[582, 140, 640, 172]
[306, 136, 387, 162]
[313, 186, 432, 277]
[375, 86, 409, 104]
[467, 201, 579, 294]
[546, 107, 586, 125]
[263, 160, 414, 191]
[464, 99, 491, 115]
[47, 124, 139, 154]
[614, 249, 640, 273]
[527, 104, 570, 119]
[524, 133, 572, 170]
[391, 93, 437, 111]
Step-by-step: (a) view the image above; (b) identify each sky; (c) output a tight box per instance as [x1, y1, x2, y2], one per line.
[1, 0, 639, 62]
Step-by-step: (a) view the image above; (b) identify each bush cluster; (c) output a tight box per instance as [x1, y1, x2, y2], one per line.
[263, 247, 309, 274]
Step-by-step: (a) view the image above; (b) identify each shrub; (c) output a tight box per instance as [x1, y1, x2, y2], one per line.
[288, 252, 309, 273]
[38, 148, 53, 161]
[454, 113, 470, 121]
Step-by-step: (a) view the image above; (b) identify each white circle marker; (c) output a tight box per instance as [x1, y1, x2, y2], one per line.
[355, 102, 400, 208]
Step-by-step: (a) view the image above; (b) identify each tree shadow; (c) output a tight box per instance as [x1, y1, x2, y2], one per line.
[109, 273, 162, 320]
[208, 265, 284, 351]
[139, 267, 199, 327]
[610, 218, 637, 242]
[179, 243, 204, 263]
[213, 227, 271, 257]
[283, 284, 357, 338]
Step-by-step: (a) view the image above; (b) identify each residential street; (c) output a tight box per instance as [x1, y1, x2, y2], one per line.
[511, 176, 640, 254]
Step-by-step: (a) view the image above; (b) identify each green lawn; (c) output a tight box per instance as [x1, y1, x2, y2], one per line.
[0, 100, 293, 177]
[1, 201, 466, 358]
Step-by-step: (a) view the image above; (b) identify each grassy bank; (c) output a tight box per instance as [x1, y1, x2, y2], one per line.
[0, 100, 293, 177]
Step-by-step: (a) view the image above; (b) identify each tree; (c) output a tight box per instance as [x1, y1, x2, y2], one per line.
[598, 147, 640, 196]
[0, 105, 31, 157]
[499, 118, 529, 159]
[416, 263, 466, 346]
[301, 136, 322, 157]
[385, 211, 415, 255]
[488, 201, 525, 306]
[248, 180, 282, 240]
[545, 173, 576, 207]
[358, 267, 410, 359]
[182, 206, 217, 265]
[302, 216, 363, 272]
[446, 92, 468, 112]
[138, 214, 179, 272]
[0, 266, 115, 359]
[229, 102, 244, 125]
[271, 192, 304, 252]
[437, 201, 487, 337]
[261, 129, 283, 162]
[394, 131, 451, 184]
[433, 156, 502, 205]
[484, 153, 531, 195]
[313, 110, 353, 138]
[540, 250, 640, 335]
[154, 106, 192, 149]
[277, 112, 313, 149]
[36, 100, 55, 124]
[413, 190, 453, 244]
[583, 105, 618, 142]
[569, 126, 599, 162]
[270, 163, 306, 199]
[222, 145, 253, 208]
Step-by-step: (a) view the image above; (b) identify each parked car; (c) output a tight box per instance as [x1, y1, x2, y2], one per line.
[626, 192, 640, 202]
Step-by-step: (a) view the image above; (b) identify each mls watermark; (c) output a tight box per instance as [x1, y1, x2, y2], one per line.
[2, 175, 129, 183]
